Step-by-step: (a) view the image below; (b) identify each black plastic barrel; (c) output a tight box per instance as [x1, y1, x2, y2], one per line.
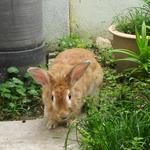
[0, 0, 45, 82]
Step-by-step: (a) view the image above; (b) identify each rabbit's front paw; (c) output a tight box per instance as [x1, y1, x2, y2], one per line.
[47, 120, 57, 129]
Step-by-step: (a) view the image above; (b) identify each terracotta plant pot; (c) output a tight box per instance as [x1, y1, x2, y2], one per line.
[108, 25, 138, 72]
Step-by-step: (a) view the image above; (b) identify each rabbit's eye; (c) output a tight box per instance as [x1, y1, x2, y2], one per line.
[51, 95, 54, 101]
[68, 93, 71, 100]
[66, 90, 72, 107]
[51, 91, 55, 102]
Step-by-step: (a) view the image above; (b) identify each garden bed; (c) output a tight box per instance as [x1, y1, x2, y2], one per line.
[60, 34, 150, 149]
[0, 67, 43, 121]
[66, 47, 150, 150]
[1, 34, 150, 149]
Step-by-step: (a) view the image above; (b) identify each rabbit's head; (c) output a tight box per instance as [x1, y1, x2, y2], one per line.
[28, 61, 90, 122]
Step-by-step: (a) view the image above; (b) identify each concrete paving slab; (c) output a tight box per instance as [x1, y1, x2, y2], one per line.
[0, 118, 78, 150]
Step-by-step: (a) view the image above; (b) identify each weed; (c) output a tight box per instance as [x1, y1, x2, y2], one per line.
[57, 33, 150, 150]
[0, 67, 43, 120]
[65, 56, 150, 150]
[57, 34, 93, 51]
[73, 72, 150, 150]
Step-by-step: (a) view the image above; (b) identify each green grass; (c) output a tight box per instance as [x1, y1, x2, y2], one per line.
[65, 46, 150, 150]
[77, 77, 150, 150]
[114, 0, 150, 35]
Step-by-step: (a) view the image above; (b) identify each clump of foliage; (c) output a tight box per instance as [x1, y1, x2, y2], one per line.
[75, 72, 150, 150]
[112, 22, 150, 75]
[94, 48, 115, 68]
[65, 38, 150, 149]
[58, 34, 93, 51]
[114, 0, 150, 34]
[144, 0, 150, 5]
[65, 67, 150, 150]
[0, 67, 43, 120]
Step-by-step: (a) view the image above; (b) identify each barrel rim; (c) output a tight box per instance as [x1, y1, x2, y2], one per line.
[0, 43, 45, 54]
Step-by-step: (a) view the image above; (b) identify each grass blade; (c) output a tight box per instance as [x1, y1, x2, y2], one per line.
[114, 57, 141, 64]
[111, 49, 139, 59]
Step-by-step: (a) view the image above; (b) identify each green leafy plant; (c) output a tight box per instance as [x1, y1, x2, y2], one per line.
[124, 137, 145, 150]
[111, 22, 150, 75]
[0, 67, 43, 120]
[58, 34, 92, 51]
[114, 0, 150, 35]
[76, 106, 150, 150]
[63, 29, 150, 150]
[7, 67, 19, 74]
[94, 48, 115, 68]
[144, 0, 150, 5]
[64, 44, 150, 149]
[65, 63, 150, 150]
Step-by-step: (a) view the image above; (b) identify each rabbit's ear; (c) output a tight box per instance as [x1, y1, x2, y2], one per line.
[28, 67, 50, 86]
[67, 60, 90, 86]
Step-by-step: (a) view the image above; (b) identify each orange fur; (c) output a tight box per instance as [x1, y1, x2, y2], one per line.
[28, 48, 103, 129]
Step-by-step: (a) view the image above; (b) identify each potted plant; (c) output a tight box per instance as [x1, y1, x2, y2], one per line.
[111, 22, 150, 76]
[109, 0, 150, 71]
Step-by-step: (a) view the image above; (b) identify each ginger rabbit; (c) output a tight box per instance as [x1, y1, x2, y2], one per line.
[28, 48, 103, 129]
